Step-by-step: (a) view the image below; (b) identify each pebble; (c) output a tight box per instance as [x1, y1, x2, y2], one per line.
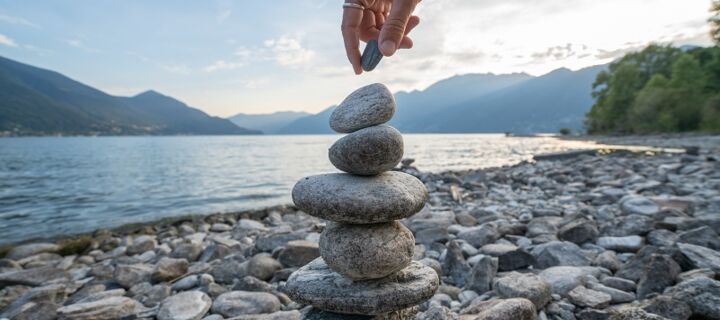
[157, 291, 212, 320]
[284, 258, 438, 315]
[292, 171, 427, 224]
[493, 272, 552, 309]
[56, 296, 146, 320]
[329, 83, 395, 133]
[329, 125, 404, 175]
[361, 39, 383, 72]
[567, 286, 611, 309]
[211, 291, 281, 317]
[319, 221, 414, 280]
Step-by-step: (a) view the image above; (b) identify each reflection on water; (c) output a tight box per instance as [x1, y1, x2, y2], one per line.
[0, 134, 605, 244]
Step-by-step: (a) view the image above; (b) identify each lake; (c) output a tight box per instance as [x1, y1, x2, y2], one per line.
[0, 134, 606, 244]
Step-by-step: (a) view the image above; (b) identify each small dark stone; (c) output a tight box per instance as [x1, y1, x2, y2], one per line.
[361, 40, 383, 72]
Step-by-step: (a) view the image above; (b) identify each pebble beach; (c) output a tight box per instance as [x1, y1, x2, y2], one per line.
[0, 134, 719, 320]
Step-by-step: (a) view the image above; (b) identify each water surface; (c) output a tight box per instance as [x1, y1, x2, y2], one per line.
[0, 134, 605, 244]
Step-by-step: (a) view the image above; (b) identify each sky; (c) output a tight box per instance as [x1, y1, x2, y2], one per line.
[0, 0, 714, 116]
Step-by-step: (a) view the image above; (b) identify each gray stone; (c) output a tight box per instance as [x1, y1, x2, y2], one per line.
[677, 226, 720, 250]
[284, 258, 438, 315]
[677, 268, 715, 282]
[0, 266, 69, 288]
[127, 235, 156, 256]
[57, 296, 145, 320]
[641, 295, 692, 320]
[601, 215, 654, 237]
[480, 244, 534, 271]
[637, 254, 680, 299]
[229, 310, 302, 319]
[292, 172, 427, 224]
[601, 277, 636, 293]
[157, 291, 212, 320]
[329, 83, 395, 133]
[329, 125, 404, 176]
[620, 196, 660, 216]
[558, 219, 599, 245]
[677, 242, 720, 274]
[531, 241, 591, 269]
[278, 240, 320, 268]
[172, 275, 199, 291]
[616, 246, 677, 282]
[460, 298, 536, 320]
[443, 240, 471, 287]
[211, 291, 281, 317]
[171, 243, 203, 262]
[6, 243, 59, 261]
[457, 224, 500, 248]
[597, 236, 644, 252]
[666, 277, 720, 319]
[114, 264, 153, 289]
[646, 229, 678, 247]
[494, 272, 552, 309]
[246, 255, 282, 281]
[361, 39, 383, 72]
[465, 255, 497, 294]
[577, 309, 609, 320]
[568, 286, 611, 309]
[609, 308, 669, 320]
[593, 250, 622, 272]
[587, 282, 635, 304]
[152, 257, 189, 282]
[539, 266, 603, 296]
[319, 221, 414, 280]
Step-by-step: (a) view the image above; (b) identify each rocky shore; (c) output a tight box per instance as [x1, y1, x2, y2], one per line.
[1, 141, 719, 319]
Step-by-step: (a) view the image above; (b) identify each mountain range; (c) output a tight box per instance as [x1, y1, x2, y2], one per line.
[270, 64, 606, 134]
[0, 56, 259, 136]
[229, 111, 310, 134]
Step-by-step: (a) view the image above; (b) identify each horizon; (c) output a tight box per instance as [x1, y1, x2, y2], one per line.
[0, 0, 713, 116]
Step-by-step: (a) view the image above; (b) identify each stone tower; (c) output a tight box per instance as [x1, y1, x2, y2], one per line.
[285, 83, 439, 318]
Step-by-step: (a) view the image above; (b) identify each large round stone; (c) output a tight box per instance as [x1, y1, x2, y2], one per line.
[284, 258, 439, 315]
[329, 125, 404, 176]
[330, 83, 395, 133]
[292, 172, 428, 224]
[320, 221, 414, 280]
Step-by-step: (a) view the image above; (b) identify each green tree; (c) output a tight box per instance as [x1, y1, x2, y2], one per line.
[701, 95, 720, 131]
[712, 0, 720, 44]
[668, 54, 706, 131]
[630, 74, 677, 132]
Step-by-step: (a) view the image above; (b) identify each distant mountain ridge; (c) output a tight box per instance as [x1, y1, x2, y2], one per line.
[0, 56, 259, 136]
[229, 111, 310, 134]
[276, 65, 607, 134]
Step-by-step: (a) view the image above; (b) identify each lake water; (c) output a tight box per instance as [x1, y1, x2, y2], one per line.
[0, 134, 607, 244]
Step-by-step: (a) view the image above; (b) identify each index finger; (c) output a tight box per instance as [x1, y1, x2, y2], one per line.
[342, 5, 364, 75]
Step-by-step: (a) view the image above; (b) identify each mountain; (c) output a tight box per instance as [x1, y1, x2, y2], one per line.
[229, 111, 310, 134]
[277, 65, 606, 134]
[0, 56, 260, 136]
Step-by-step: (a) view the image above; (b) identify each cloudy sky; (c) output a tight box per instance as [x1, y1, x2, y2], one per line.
[0, 0, 713, 116]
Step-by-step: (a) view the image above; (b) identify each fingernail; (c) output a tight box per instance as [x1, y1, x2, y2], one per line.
[380, 40, 397, 56]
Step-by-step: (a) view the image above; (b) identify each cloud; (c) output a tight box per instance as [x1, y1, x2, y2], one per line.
[203, 60, 246, 72]
[0, 14, 38, 28]
[264, 34, 315, 67]
[65, 39, 101, 53]
[0, 33, 17, 47]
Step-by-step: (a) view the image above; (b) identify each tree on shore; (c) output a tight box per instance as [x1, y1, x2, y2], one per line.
[712, 0, 720, 44]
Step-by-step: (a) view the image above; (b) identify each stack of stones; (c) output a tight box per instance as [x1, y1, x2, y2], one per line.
[284, 83, 439, 318]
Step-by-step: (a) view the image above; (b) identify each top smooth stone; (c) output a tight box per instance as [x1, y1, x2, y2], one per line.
[329, 83, 395, 133]
[292, 171, 428, 224]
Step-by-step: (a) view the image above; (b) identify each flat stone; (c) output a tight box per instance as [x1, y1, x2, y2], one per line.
[666, 277, 720, 319]
[152, 257, 189, 282]
[320, 221, 414, 280]
[284, 258, 438, 315]
[677, 243, 720, 274]
[568, 286, 611, 309]
[539, 266, 604, 296]
[6, 243, 59, 261]
[156, 291, 211, 320]
[361, 40, 383, 72]
[460, 298, 536, 320]
[597, 236, 644, 252]
[637, 254, 680, 299]
[114, 264, 153, 289]
[211, 291, 281, 317]
[587, 282, 635, 304]
[456, 224, 500, 248]
[0, 266, 69, 288]
[278, 240, 320, 268]
[329, 125, 404, 176]
[558, 219, 599, 245]
[292, 172, 427, 224]
[57, 296, 145, 320]
[465, 255, 497, 294]
[494, 272, 552, 309]
[480, 243, 534, 271]
[329, 83, 395, 133]
[620, 196, 660, 216]
[531, 241, 591, 269]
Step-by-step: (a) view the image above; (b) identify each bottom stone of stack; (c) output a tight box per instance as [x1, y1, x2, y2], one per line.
[284, 258, 439, 316]
[302, 307, 419, 319]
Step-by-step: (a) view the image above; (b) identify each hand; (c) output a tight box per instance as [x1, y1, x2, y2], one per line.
[342, 0, 421, 74]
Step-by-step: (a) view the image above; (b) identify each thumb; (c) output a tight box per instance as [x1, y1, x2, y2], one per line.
[378, 0, 416, 57]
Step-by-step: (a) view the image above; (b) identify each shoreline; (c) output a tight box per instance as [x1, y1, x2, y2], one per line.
[2, 134, 715, 249]
[0, 134, 718, 319]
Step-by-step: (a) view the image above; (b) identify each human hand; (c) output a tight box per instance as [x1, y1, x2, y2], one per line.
[342, 0, 421, 74]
